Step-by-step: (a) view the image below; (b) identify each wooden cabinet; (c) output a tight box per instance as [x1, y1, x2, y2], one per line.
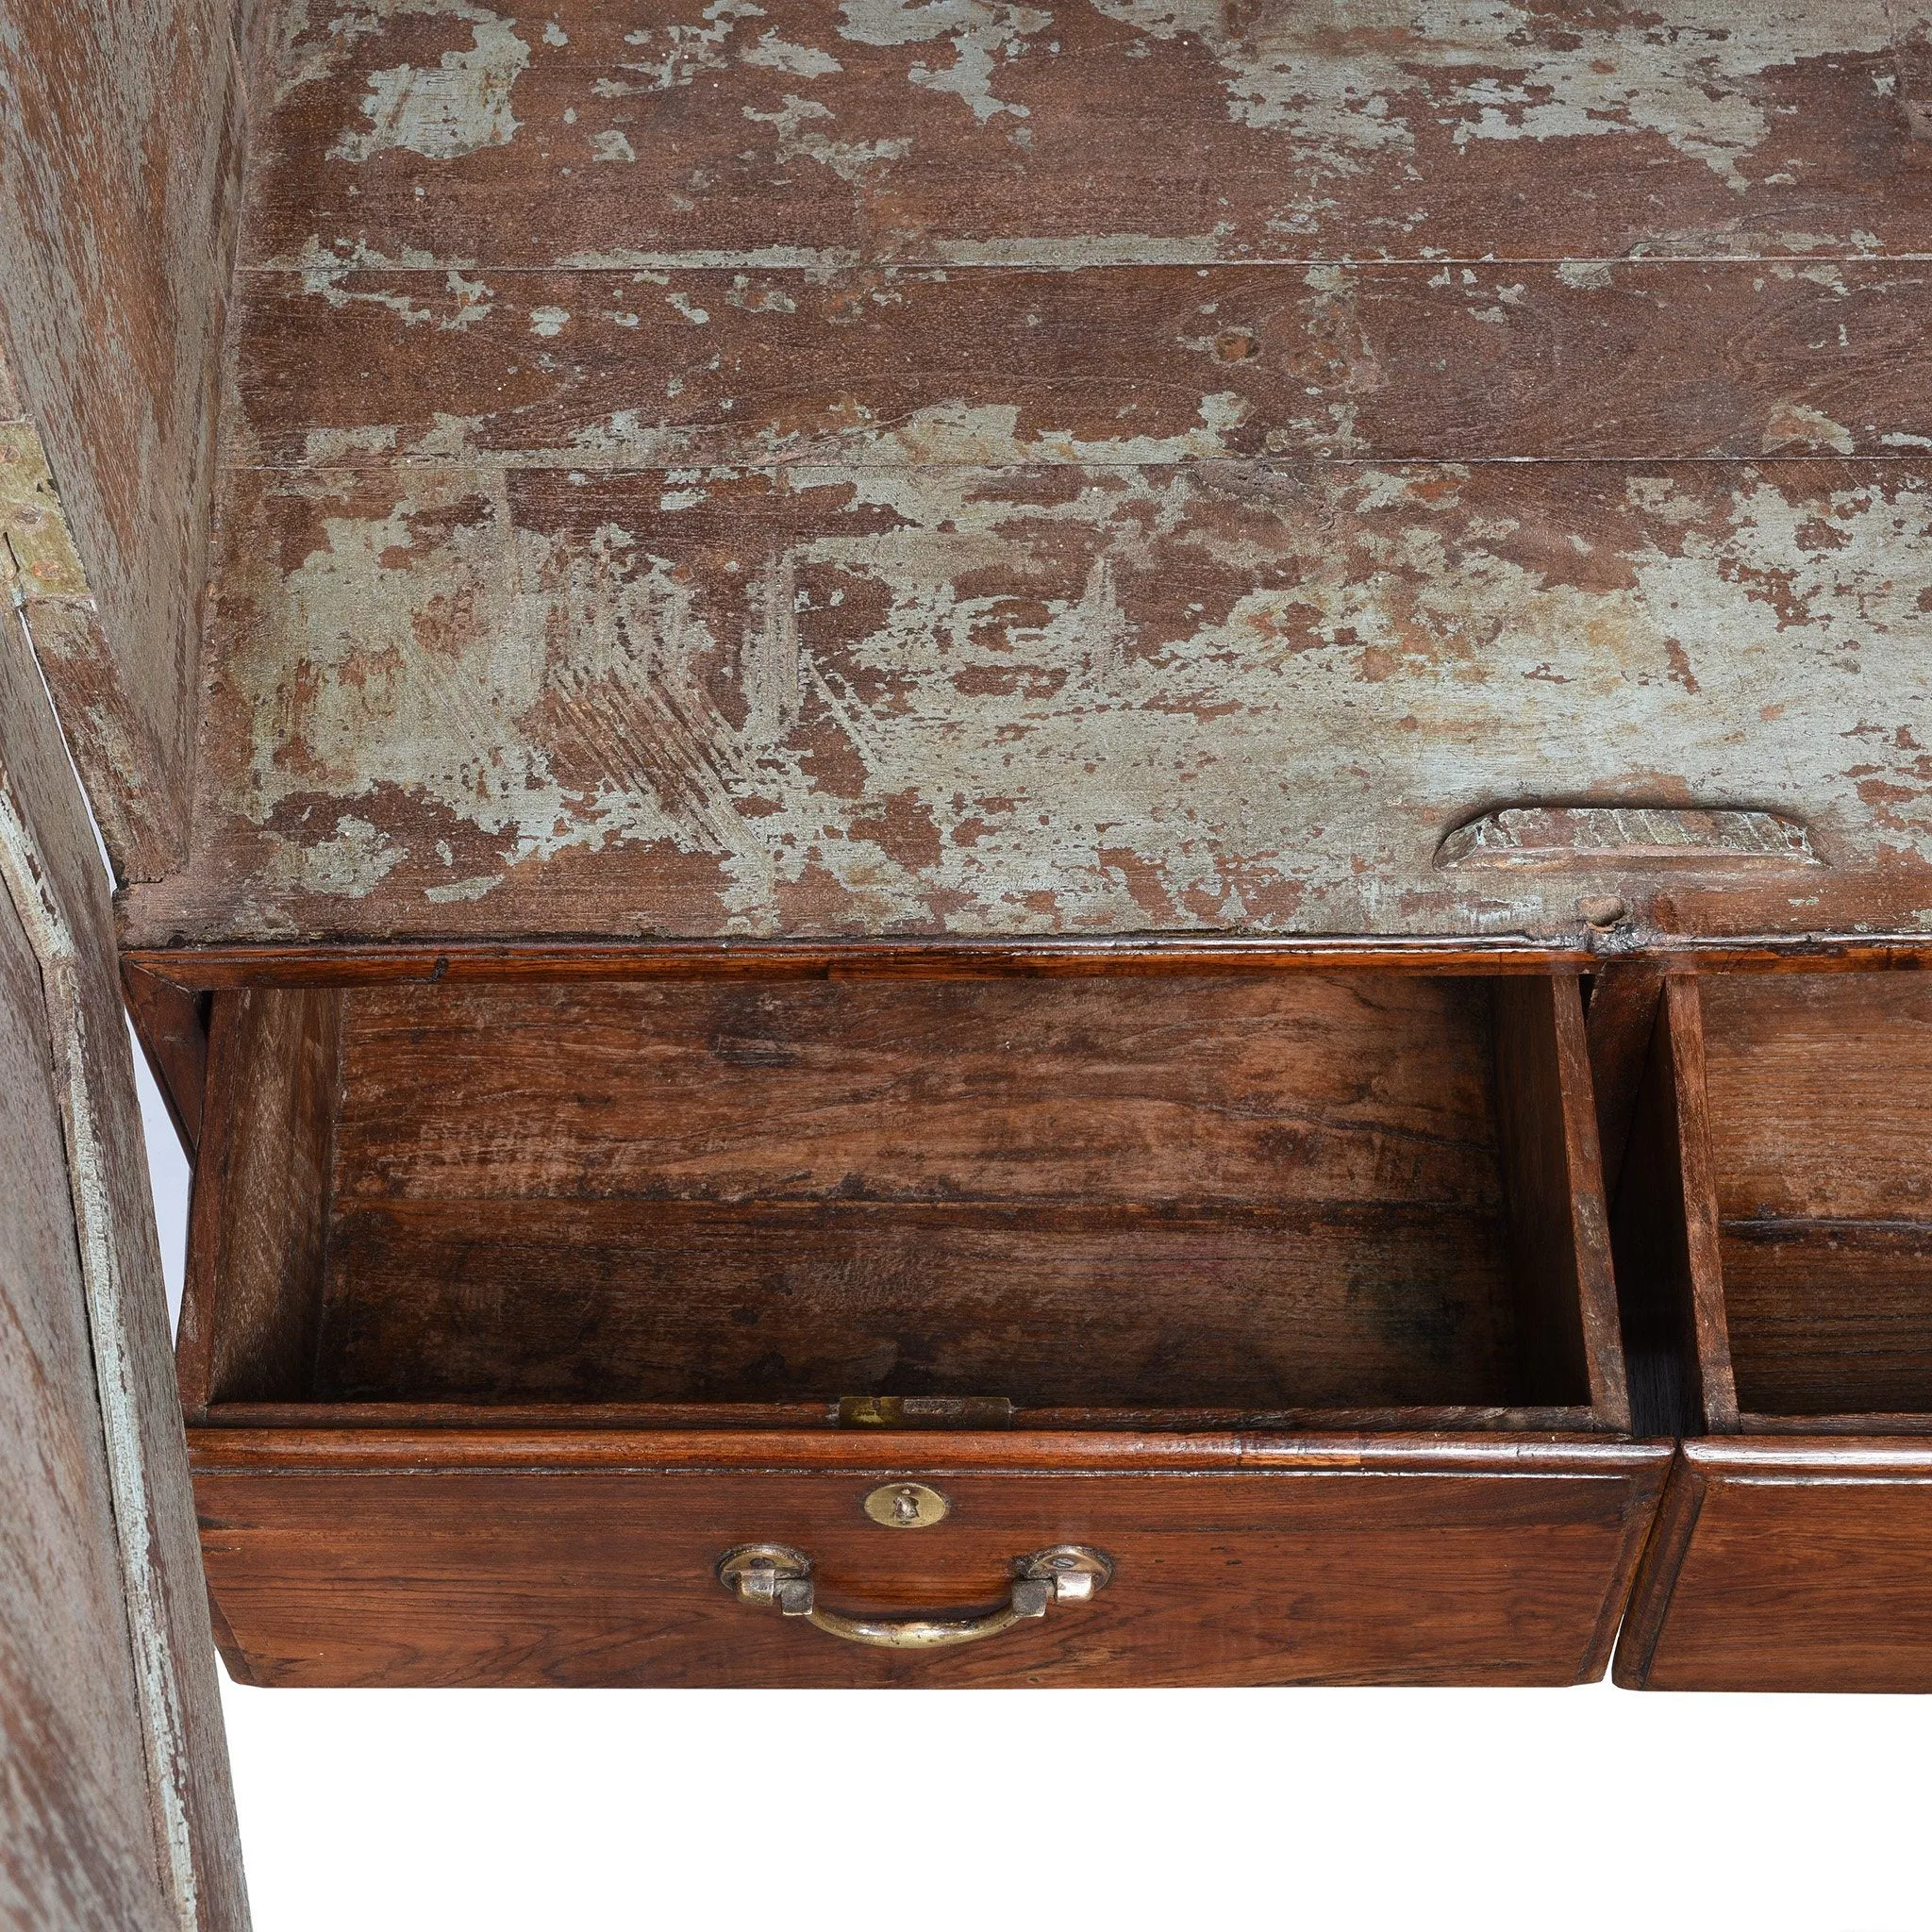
[9, 20, 1932, 1893]
[1612, 973, 1932, 1690]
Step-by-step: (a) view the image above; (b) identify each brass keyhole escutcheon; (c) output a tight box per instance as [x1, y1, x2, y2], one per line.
[863, 1481, 949, 1528]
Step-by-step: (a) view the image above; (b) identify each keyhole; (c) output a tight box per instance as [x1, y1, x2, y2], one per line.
[892, 1488, 921, 1523]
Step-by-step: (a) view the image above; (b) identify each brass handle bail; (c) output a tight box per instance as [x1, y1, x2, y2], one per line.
[715, 1542, 1113, 1650]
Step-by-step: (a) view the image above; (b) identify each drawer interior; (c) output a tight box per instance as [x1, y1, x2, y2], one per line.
[1703, 973, 1932, 1421]
[178, 970, 1624, 1428]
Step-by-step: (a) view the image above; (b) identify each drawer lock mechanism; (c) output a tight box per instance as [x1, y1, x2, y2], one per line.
[715, 1542, 1114, 1650]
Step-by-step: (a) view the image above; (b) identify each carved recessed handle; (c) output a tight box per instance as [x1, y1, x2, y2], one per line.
[716, 1542, 1113, 1650]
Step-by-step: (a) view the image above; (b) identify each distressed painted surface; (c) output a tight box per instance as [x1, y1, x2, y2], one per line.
[1438, 806, 1822, 871]
[248, 0, 1932, 266]
[1, 603, 250, 1923]
[128, 0, 1932, 943]
[126, 457, 1932, 943]
[0, 2, 250, 881]
[229, 259, 1932, 467]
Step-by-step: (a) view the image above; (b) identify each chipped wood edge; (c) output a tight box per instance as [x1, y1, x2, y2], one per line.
[0, 626, 204, 1932]
[0, 388, 187, 883]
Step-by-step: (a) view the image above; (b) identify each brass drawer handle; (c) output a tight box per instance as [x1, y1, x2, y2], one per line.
[716, 1542, 1113, 1650]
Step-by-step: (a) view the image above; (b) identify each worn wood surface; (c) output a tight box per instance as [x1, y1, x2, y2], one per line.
[1703, 972, 1932, 1417]
[229, 260, 1932, 468]
[0, 758, 176, 1932]
[0, 3, 251, 881]
[103, 0, 1932, 946]
[1619, 1440, 1932, 1692]
[242, 1, 1932, 268]
[1, 608, 248, 1918]
[122, 966, 211, 1158]
[188, 1428, 1669, 1687]
[1585, 962, 1663, 1205]
[182, 972, 1635, 1412]
[1491, 974, 1625, 1424]
[129, 455, 1932, 946]
[1607, 976, 1735, 1437]
[192, 1398, 1603, 1433]
[177, 988, 342, 1415]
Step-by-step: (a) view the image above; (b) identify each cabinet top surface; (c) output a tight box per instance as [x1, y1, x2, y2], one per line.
[120, 0, 1932, 951]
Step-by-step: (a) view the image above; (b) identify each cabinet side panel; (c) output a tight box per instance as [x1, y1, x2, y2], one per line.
[0, 823, 174, 1931]
[0, 1, 248, 878]
[1, 607, 248, 1923]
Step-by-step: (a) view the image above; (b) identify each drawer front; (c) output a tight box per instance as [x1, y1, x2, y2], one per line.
[1618, 1441, 1932, 1692]
[192, 1432, 1666, 1688]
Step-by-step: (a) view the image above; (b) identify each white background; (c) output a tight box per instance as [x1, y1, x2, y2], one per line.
[132, 1042, 1930, 1932]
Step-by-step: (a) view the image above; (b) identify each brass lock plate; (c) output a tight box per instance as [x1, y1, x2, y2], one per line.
[863, 1481, 950, 1528]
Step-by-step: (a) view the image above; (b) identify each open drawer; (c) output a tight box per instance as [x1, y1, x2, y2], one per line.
[170, 960, 1665, 1686]
[1612, 971, 1932, 1691]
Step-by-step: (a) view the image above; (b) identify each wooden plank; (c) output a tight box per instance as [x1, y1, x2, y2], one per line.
[1703, 971, 1932, 1224]
[187, 1431, 1670, 1688]
[0, 6, 249, 879]
[193, 1398, 1603, 1433]
[331, 975, 1506, 1208]
[1700, 971, 1932, 1416]
[111, 937, 1932, 991]
[315, 1197, 1522, 1408]
[122, 965, 210, 1158]
[1621, 1439, 1932, 1692]
[227, 260, 1932, 468]
[179, 991, 343, 1413]
[244, 1, 1932, 270]
[1721, 1221, 1932, 1417]
[0, 778, 175, 1929]
[1607, 975, 1736, 1436]
[194, 974, 1541, 1411]
[1586, 963, 1664, 1206]
[129, 453, 1932, 945]
[1664, 977, 1736, 1431]
[1499, 974, 1627, 1426]
[1, 602, 247, 1917]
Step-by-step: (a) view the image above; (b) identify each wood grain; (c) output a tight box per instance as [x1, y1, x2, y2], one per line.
[195, 971, 1626, 1412]
[181, 970, 1631, 1415]
[242, 1, 1932, 269]
[122, 962, 210, 1158]
[1607, 975, 1735, 1437]
[114, 938, 1932, 993]
[1703, 972, 1932, 1224]
[315, 1198, 1524, 1409]
[188, 1429, 1670, 1688]
[1585, 962, 1664, 1206]
[0, 0, 249, 879]
[1702, 972, 1932, 1418]
[126, 456, 1932, 947]
[1491, 974, 1625, 1424]
[227, 260, 1932, 468]
[331, 974, 1507, 1208]
[1621, 1440, 1932, 1692]
[1, 603, 247, 1922]
[0, 757, 175, 1932]
[180, 988, 344, 1412]
[1720, 1223, 1932, 1417]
